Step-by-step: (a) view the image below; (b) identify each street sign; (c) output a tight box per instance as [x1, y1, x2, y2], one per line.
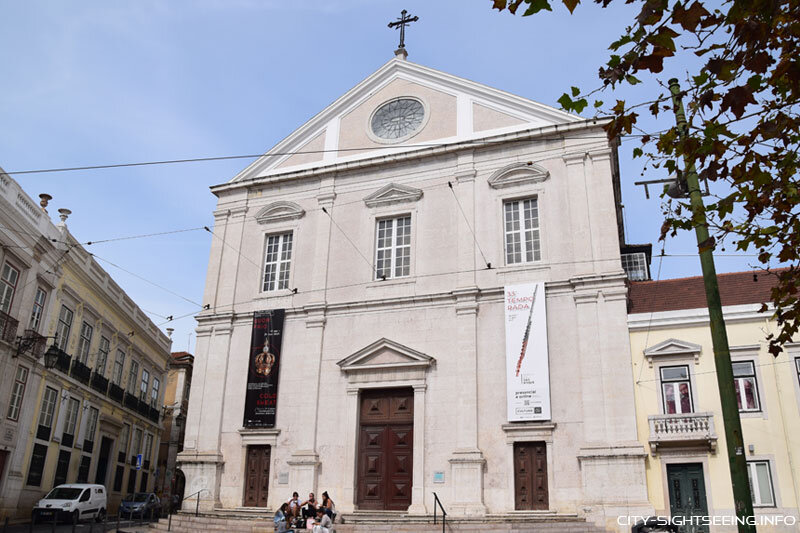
[136, 454, 142, 470]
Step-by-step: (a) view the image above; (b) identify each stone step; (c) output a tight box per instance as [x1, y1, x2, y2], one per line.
[139, 513, 610, 533]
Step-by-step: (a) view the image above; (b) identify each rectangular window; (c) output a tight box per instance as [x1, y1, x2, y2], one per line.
[118, 423, 130, 463]
[76, 321, 93, 364]
[63, 397, 80, 444]
[112, 350, 126, 385]
[55, 305, 74, 350]
[0, 262, 20, 314]
[26, 443, 48, 486]
[504, 198, 541, 264]
[53, 449, 71, 486]
[113, 465, 124, 492]
[151, 377, 160, 408]
[127, 360, 140, 395]
[143, 433, 153, 466]
[131, 428, 142, 460]
[795, 357, 800, 388]
[37, 386, 58, 439]
[96, 336, 110, 376]
[139, 472, 149, 492]
[732, 361, 760, 412]
[28, 288, 47, 331]
[375, 216, 411, 279]
[127, 469, 137, 494]
[76, 455, 91, 484]
[262, 232, 293, 291]
[84, 407, 99, 444]
[747, 461, 776, 506]
[6, 365, 29, 421]
[140, 369, 150, 402]
[660, 365, 694, 414]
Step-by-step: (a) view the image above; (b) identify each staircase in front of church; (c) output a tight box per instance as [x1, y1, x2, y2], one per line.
[139, 509, 614, 533]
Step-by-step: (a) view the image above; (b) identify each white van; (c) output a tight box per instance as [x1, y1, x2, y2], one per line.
[32, 483, 107, 524]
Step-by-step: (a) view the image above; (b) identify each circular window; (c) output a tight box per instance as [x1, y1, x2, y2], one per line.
[370, 98, 426, 142]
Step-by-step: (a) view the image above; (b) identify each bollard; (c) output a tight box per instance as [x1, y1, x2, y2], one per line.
[51, 512, 56, 533]
[115, 511, 120, 533]
[71, 518, 76, 533]
[28, 516, 33, 533]
[3, 516, 7, 533]
[102, 516, 107, 533]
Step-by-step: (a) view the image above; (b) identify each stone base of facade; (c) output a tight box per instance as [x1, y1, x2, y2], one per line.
[448, 449, 487, 516]
[577, 443, 655, 532]
[287, 450, 319, 495]
[176, 451, 224, 513]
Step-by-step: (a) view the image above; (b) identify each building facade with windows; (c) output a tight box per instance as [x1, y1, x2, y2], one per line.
[0, 171, 172, 519]
[180, 53, 651, 531]
[155, 351, 193, 500]
[628, 271, 800, 531]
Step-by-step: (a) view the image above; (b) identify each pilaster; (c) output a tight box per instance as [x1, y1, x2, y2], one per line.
[563, 152, 593, 274]
[407, 383, 428, 515]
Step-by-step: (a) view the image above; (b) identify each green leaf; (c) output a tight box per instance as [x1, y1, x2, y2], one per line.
[571, 86, 581, 97]
[522, 0, 553, 15]
[593, 99, 604, 108]
[557, 93, 574, 110]
[625, 74, 642, 85]
[632, 147, 644, 158]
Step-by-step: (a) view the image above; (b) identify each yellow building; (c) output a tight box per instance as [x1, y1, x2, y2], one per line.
[629, 271, 800, 532]
[0, 175, 171, 519]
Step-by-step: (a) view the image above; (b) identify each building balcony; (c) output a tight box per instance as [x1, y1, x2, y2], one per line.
[148, 406, 160, 424]
[137, 399, 150, 417]
[648, 412, 717, 455]
[109, 383, 124, 403]
[0, 310, 19, 344]
[54, 348, 71, 373]
[124, 392, 139, 410]
[90, 372, 109, 395]
[21, 329, 47, 357]
[70, 359, 92, 385]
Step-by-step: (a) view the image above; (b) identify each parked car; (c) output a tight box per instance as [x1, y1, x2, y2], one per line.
[119, 492, 162, 519]
[31, 484, 107, 524]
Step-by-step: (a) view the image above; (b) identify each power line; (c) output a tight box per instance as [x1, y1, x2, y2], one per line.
[447, 181, 492, 269]
[2, 133, 648, 177]
[320, 206, 377, 278]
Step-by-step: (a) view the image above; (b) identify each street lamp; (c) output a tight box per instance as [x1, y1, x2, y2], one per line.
[43, 344, 60, 369]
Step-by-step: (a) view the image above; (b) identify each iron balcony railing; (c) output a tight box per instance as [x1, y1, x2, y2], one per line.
[648, 411, 717, 455]
[124, 392, 139, 410]
[109, 383, 124, 403]
[70, 359, 92, 384]
[0, 310, 19, 344]
[54, 348, 71, 373]
[90, 371, 109, 395]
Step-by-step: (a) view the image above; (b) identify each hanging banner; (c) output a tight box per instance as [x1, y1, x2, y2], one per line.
[243, 309, 285, 428]
[505, 282, 551, 422]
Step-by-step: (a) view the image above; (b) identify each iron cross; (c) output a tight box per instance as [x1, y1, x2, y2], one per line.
[388, 10, 419, 50]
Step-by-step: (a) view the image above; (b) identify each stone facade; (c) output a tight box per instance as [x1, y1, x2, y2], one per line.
[0, 171, 171, 519]
[180, 55, 652, 531]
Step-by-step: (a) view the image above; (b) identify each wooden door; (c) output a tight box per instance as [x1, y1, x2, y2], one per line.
[244, 445, 271, 507]
[356, 389, 413, 510]
[667, 464, 709, 533]
[95, 437, 113, 486]
[514, 442, 548, 510]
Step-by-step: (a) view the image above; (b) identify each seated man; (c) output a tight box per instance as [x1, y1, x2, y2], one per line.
[312, 508, 332, 533]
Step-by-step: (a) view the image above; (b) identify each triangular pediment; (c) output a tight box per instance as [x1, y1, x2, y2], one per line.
[363, 183, 423, 208]
[255, 201, 305, 225]
[644, 338, 702, 367]
[337, 338, 435, 373]
[228, 58, 584, 183]
[487, 162, 550, 189]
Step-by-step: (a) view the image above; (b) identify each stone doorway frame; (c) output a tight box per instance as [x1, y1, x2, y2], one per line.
[337, 338, 435, 515]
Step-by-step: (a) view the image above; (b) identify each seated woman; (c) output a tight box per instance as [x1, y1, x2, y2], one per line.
[300, 492, 317, 522]
[274, 502, 294, 533]
[320, 491, 336, 522]
[312, 508, 332, 533]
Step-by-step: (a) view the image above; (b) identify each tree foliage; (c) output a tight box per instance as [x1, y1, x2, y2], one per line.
[493, 0, 800, 355]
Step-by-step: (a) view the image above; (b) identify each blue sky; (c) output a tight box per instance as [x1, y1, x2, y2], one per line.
[0, 1, 760, 352]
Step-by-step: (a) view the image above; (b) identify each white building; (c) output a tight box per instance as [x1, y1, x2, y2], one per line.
[179, 51, 651, 531]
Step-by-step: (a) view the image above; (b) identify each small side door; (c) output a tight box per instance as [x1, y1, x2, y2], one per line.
[78, 488, 92, 516]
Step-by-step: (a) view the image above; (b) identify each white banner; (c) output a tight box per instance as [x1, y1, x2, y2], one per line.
[505, 282, 551, 421]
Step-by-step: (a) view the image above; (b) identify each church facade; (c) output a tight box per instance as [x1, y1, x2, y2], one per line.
[179, 52, 652, 530]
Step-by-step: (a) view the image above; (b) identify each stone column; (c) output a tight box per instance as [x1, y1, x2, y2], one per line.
[340, 388, 360, 513]
[408, 384, 428, 514]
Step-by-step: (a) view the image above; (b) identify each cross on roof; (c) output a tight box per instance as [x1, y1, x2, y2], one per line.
[388, 9, 419, 50]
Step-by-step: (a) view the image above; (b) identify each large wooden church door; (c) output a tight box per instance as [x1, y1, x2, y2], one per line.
[514, 441, 548, 510]
[356, 388, 413, 510]
[243, 445, 271, 507]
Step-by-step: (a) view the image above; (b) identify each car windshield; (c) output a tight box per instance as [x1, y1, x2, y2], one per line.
[130, 493, 149, 502]
[45, 488, 82, 500]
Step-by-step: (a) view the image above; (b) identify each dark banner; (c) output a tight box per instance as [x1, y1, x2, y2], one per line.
[243, 309, 285, 428]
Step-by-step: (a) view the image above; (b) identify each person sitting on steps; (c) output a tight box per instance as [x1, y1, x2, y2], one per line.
[320, 491, 336, 523]
[312, 507, 332, 533]
[274, 502, 294, 533]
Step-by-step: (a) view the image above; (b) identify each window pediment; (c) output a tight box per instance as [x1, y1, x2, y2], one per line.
[255, 201, 305, 225]
[644, 338, 702, 367]
[363, 183, 423, 208]
[337, 338, 435, 374]
[488, 162, 549, 189]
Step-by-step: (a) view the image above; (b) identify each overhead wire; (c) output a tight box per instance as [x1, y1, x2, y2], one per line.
[447, 181, 492, 269]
